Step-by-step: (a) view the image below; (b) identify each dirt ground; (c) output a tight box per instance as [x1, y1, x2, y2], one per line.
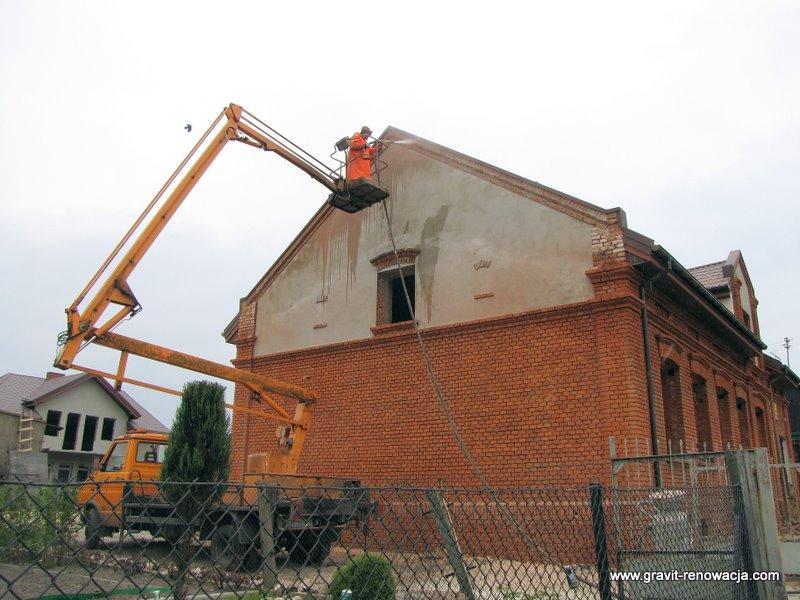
[0, 531, 600, 599]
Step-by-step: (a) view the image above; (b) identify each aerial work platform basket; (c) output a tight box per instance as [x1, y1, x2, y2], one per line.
[327, 177, 390, 213]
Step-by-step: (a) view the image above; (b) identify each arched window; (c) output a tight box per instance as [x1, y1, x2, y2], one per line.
[716, 388, 733, 448]
[661, 359, 685, 451]
[754, 407, 768, 450]
[692, 374, 713, 451]
[736, 398, 751, 447]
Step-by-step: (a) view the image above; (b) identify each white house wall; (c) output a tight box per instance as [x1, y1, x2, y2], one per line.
[40, 380, 129, 457]
[254, 144, 595, 356]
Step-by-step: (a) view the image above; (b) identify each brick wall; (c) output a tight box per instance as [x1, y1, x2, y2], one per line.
[231, 261, 653, 487]
[230, 259, 791, 491]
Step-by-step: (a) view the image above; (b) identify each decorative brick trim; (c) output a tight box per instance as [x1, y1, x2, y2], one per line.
[370, 321, 417, 336]
[370, 249, 420, 271]
[233, 295, 642, 368]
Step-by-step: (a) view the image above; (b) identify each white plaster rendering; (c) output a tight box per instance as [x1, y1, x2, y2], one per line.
[253, 142, 595, 356]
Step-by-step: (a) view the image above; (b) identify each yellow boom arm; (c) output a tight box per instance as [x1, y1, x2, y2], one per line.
[54, 103, 385, 474]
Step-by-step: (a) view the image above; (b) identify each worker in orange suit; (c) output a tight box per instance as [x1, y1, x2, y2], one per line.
[346, 126, 380, 181]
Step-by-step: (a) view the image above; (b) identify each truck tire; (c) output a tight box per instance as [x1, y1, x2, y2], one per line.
[84, 507, 105, 549]
[287, 529, 334, 566]
[210, 522, 260, 572]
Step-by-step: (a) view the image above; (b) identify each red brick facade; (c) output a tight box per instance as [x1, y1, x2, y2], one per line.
[228, 252, 793, 487]
[224, 132, 794, 490]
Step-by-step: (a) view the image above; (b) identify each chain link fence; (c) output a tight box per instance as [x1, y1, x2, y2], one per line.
[0, 479, 751, 599]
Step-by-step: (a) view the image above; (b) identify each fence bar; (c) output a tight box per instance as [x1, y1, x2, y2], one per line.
[589, 483, 612, 600]
[258, 483, 278, 594]
[426, 488, 476, 600]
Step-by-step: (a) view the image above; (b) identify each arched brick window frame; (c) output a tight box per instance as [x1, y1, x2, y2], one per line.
[370, 249, 420, 327]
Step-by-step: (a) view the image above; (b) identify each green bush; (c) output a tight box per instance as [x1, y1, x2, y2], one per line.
[0, 483, 80, 566]
[328, 554, 395, 600]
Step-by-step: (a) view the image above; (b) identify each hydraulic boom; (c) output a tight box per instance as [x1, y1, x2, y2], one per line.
[54, 103, 389, 475]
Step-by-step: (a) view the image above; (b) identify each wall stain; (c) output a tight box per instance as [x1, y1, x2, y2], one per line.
[418, 205, 449, 322]
[310, 209, 364, 307]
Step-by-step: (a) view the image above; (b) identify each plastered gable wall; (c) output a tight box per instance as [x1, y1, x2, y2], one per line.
[734, 262, 754, 320]
[253, 144, 595, 355]
[39, 380, 129, 456]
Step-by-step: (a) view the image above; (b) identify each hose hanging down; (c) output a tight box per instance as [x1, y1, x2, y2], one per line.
[379, 198, 615, 596]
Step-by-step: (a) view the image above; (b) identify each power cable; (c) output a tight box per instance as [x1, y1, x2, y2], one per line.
[379, 197, 615, 597]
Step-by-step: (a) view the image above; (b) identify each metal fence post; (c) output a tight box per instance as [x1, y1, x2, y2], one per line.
[725, 449, 787, 600]
[753, 448, 786, 599]
[426, 489, 476, 600]
[589, 484, 612, 600]
[258, 483, 278, 595]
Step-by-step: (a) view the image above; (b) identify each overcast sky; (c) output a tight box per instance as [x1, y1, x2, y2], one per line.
[1, 1, 798, 428]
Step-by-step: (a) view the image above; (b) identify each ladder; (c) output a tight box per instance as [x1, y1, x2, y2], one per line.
[17, 408, 35, 452]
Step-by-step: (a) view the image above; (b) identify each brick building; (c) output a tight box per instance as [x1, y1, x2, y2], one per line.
[223, 128, 797, 487]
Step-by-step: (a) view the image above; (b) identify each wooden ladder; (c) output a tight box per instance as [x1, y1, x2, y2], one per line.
[17, 409, 34, 452]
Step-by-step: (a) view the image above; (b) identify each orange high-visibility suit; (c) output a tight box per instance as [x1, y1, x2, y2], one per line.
[346, 133, 376, 181]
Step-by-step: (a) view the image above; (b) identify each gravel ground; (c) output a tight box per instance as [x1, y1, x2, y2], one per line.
[0, 531, 599, 599]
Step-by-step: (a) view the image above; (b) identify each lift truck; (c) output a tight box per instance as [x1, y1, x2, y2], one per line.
[61, 104, 388, 567]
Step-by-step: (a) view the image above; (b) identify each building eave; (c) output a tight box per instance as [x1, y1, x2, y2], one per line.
[640, 245, 765, 354]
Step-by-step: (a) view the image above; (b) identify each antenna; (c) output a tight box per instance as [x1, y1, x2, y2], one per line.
[784, 337, 792, 368]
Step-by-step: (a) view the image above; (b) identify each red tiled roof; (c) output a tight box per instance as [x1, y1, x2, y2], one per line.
[688, 260, 727, 290]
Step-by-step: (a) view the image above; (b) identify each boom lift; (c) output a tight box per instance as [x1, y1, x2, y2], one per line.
[55, 103, 389, 477]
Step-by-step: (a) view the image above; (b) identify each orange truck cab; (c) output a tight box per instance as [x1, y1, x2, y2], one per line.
[77, 430, 168, 546]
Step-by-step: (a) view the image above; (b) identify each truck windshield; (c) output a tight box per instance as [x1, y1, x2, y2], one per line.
[100, 442, 129, 471]
[135, 442, 167, 464]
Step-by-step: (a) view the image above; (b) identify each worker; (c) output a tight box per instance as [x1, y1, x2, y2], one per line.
[346, 126, 381, 181]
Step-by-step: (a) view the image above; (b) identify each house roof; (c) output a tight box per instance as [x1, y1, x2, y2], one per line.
[23, 373, 140, 418]
[0, 371, 168, 432]
[688, 260, 727, 290]
[0, 373, 45, 418]
[764, 354, 800, 390]
[119, 390, 170, 433]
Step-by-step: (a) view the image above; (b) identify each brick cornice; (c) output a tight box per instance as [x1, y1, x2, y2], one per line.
[585, 262, 642, 285]
[234, 295, 642, 368]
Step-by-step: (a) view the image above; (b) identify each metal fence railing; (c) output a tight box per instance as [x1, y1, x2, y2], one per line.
[0, 479, 751, 599]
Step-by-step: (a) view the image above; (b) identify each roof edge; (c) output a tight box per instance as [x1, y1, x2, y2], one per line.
[380, 126, 621, 227]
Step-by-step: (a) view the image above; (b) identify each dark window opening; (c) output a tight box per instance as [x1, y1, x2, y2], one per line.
[742, 310, 752, 330]
[81, 416, 98, 452]
[737, 398, 752, 447]
[76, 466, 90, 482]
[101, 417, 116, 441]
[692, 374, 713, 451]
[62, 413, 80, 450]
[56, 464, 71, 483]
[660, 359, 685, 451]
[717, 388, 733, 448]
[390, 273, 415, 323]
[44, 410, 62, 436]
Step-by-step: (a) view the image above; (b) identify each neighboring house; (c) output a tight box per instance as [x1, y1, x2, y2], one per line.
[222, 127, 798, 487]
[0, 372, 168, 482]
[770, 357, 800, 460]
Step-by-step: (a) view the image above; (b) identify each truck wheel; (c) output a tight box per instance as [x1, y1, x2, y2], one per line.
[210, 522, 260, 572]
[287, 529, 334, 566]
[84, 507, 105, 549]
